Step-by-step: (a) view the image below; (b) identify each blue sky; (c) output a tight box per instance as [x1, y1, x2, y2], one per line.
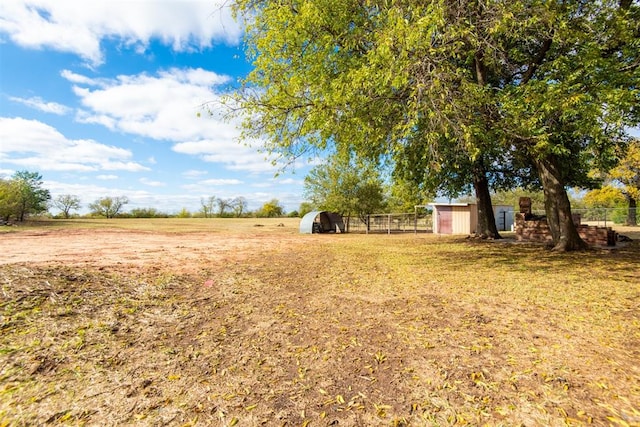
[0, 0, 315, 215]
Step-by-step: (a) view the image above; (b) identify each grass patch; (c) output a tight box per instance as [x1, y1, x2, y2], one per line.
[0, 225, 638, 425]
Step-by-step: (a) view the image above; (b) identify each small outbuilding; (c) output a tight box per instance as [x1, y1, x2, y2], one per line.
[430, 203, 478, 234]
[494, 205, 515, 232]
[429, 203, 514, 235]
[299, 211, 345, 234]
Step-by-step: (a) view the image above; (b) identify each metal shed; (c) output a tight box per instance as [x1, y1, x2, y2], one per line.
[429, 203, 514, 234]
[299, 211, 345, 234]
[430, 203, 478, 234]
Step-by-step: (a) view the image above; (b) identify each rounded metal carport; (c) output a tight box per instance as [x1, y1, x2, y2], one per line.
[299, 211, 345, 234]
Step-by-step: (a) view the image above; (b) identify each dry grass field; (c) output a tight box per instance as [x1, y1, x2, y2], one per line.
[1, 219, 639, 426]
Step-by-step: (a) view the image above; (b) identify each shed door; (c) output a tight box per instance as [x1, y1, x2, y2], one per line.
[438, 206, 452, 234]
[495, 208, 507, 231]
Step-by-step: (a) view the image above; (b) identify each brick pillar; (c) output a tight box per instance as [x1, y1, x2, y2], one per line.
[519, 197, 532, 215]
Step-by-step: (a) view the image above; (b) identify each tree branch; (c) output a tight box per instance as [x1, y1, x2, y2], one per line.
[619, 0, 632, 10]
[522, 38, 553, 84]
[474, 50, 487, 86]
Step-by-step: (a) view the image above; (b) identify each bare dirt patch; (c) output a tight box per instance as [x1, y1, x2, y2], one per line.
[1, 223, 639, 426]
[0, 227, 302, 275]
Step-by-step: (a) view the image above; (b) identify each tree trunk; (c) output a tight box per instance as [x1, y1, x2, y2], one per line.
[18, 199, 27, 222]
[472, 160, 501, 239]
[471, 52, 501, 239]
[535, 155, 588, 251]
[625, 194, 637, 226]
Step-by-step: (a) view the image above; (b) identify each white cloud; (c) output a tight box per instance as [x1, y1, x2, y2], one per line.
[278, 178, 304, 185]
[250, 182, 273, 189]
[173, 139, 278, 173]
[199, 178, 243, 186]
[183, 169, 208, 178]
[67, 68, 232, 140]
[248, 176, 304, 192]
[60, 70, 104, 86]
[0, 169, 15, 178]
[9, 96, 71, 115]
[64, 68, 282, 174]
[0, 0, 242, 65]
[74, 110, 118, 130]
[180, 179, 242, 192]
[0, 117, 149, 172]
[97, 174, 118, 180]
[140, 177, 166, 187]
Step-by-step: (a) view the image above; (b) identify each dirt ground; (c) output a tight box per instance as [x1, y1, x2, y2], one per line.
[0, 228, 303, 273]
[1, 225, 639, 426]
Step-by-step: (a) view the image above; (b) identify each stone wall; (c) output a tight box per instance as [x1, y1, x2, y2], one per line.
[514, 214, 553, 243]
[576, 225, 617, 246]
[515, 213, 616, 246]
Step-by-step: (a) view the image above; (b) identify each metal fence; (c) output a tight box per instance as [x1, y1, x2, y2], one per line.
[570, 208, 636, 227]
[530, 208, 637, 227]
[343, 207, 636, 235]
[343, 213, 433, 234]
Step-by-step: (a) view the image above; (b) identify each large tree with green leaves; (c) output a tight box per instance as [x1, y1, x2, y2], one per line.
[232, 0, 639, 250]
[0, 171, 51, 222]
[231, 0, 507, 239]
[385, 177, 433, 213]
[496, 0, 639, 249]
[0, 178, 18, 222]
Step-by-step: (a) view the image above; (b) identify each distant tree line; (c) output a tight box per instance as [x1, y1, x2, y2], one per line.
[2, 167, 635, 225]
[199, 196, 249, 218]
[0, 171, 295, 221]
[88, 196, 130, 219]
